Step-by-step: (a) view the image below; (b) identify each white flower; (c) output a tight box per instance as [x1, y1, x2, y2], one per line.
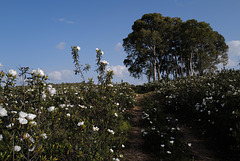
[37, 68, 45, 77]
[28, 145, 35, 152]
[30, 121, 37, 126]
[93, 126, 99, 131]
[101, 51, 104, 55]
[42, 93, 46, 99]
[66, 113, 70, 117]
[47, 85, 56, 96]
[107, 84, 113, 87]
[11, 111, 17, 114]
[48, 106, 55, 112]
[8, 69, 17, 77]
[14, 145, 21, 152]
[169, 140, 174, 144]
[77, 121, 84, 126]
[19, 111, 28, 118]
[30, 69, 37, 75]
[188, 143, 192, 147]
[76, 46, 81, 51]
[18, 117, 28, 125]
[6, 123, 14, 128]
[27, 113, 37, 120]
[96, 48, 99, 52]
[41, 133, 47, 139]
[0, 134, 3, 141]
[110, 148, 114, 153]
[100, 60, 109, 65]
[107, 129, 115, 135]
[166, 151, 171, 154]
[114, 113, 118, 117]
[119, 154, 123, 158]
[25, 133, 35, 143]
[122, 144, 125, 148]
[161, 144, 165, 148]
[0, 106, 8, 117]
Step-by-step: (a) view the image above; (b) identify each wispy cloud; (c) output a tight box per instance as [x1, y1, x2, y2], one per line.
[225, 40, 240, 69]
[57, 18, 74, 24]
[114, 42, 122, 51]
[56, 42, 66, 50]
[108, 65, 128, 77]
[48, 70, 73, 81]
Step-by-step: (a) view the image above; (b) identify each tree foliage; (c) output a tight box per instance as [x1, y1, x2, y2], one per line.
[123, 13, 228, 82]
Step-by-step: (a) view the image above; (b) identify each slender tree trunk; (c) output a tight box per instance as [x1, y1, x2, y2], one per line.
[189, 52, 194, 76]
[157, 63, 161, 81]
[180, 54, 184, 77]
[153, 45, 157, 82]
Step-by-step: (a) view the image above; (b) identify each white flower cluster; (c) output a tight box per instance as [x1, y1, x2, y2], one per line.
[31, 68, 45, 77]
[93, 126, 99, 131]
[48, 106, 55, 112]
[100, 60, 109, 65]
[8, 69, 17, 77]
[18, 111, 37, 125]
[47, 85, 56, 96]
[0, 105, 8, 117]
[107, 129, 115, 135]
[77, 121, 84, 126]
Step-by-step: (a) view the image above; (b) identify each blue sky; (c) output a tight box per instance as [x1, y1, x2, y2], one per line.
[1, 0, 240, 84]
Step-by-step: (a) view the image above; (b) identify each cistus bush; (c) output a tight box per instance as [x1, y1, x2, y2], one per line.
[0, 47, 135, 160]
[152, 69, 240, 159]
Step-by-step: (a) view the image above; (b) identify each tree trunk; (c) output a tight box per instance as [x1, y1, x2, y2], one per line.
[189, 52, 194, 76]
[157, 63, 161, 81]
[180, 54, 184, 77]
[153, 45, 157, 82]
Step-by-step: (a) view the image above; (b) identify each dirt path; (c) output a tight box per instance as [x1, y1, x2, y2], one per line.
[179, 125, 220, 161]
[124, 94, 155, 161]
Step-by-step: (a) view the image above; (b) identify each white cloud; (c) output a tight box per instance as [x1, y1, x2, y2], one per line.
[228, 40, 240, 56]
[56, 42, 66, 50]
[114, 42, 122, 51]
[225, 40, 240, 69]
[48, 70, 73, 81]
[57, 18, 74, 24]
[108, 65, 128, 77]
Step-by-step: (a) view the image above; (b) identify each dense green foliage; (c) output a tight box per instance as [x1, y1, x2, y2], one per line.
[123, 13, 228, 82]
[0, 48, 136, 161]
[138, 69, 240, 160]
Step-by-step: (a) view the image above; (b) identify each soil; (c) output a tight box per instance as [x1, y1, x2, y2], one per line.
[179, 125, 220, 161]
[123, 94, 156, 161]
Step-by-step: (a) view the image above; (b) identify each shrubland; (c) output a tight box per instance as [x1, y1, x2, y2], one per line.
[138, 69, 240, 160]
[0, 47, 135, 161]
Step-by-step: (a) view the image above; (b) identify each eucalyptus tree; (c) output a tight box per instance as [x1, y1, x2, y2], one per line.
[123, 13, 229, 81]
[123, 13, 168, 82]
[181, 20, 228, 76]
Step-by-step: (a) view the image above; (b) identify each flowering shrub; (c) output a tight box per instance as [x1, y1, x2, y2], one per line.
[140, 96, 192, 160]
[148, 69, 240, 159]
[0, 48, 135, 160]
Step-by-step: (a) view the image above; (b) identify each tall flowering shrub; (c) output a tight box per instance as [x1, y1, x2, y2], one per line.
[0, 47, 135, 160]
